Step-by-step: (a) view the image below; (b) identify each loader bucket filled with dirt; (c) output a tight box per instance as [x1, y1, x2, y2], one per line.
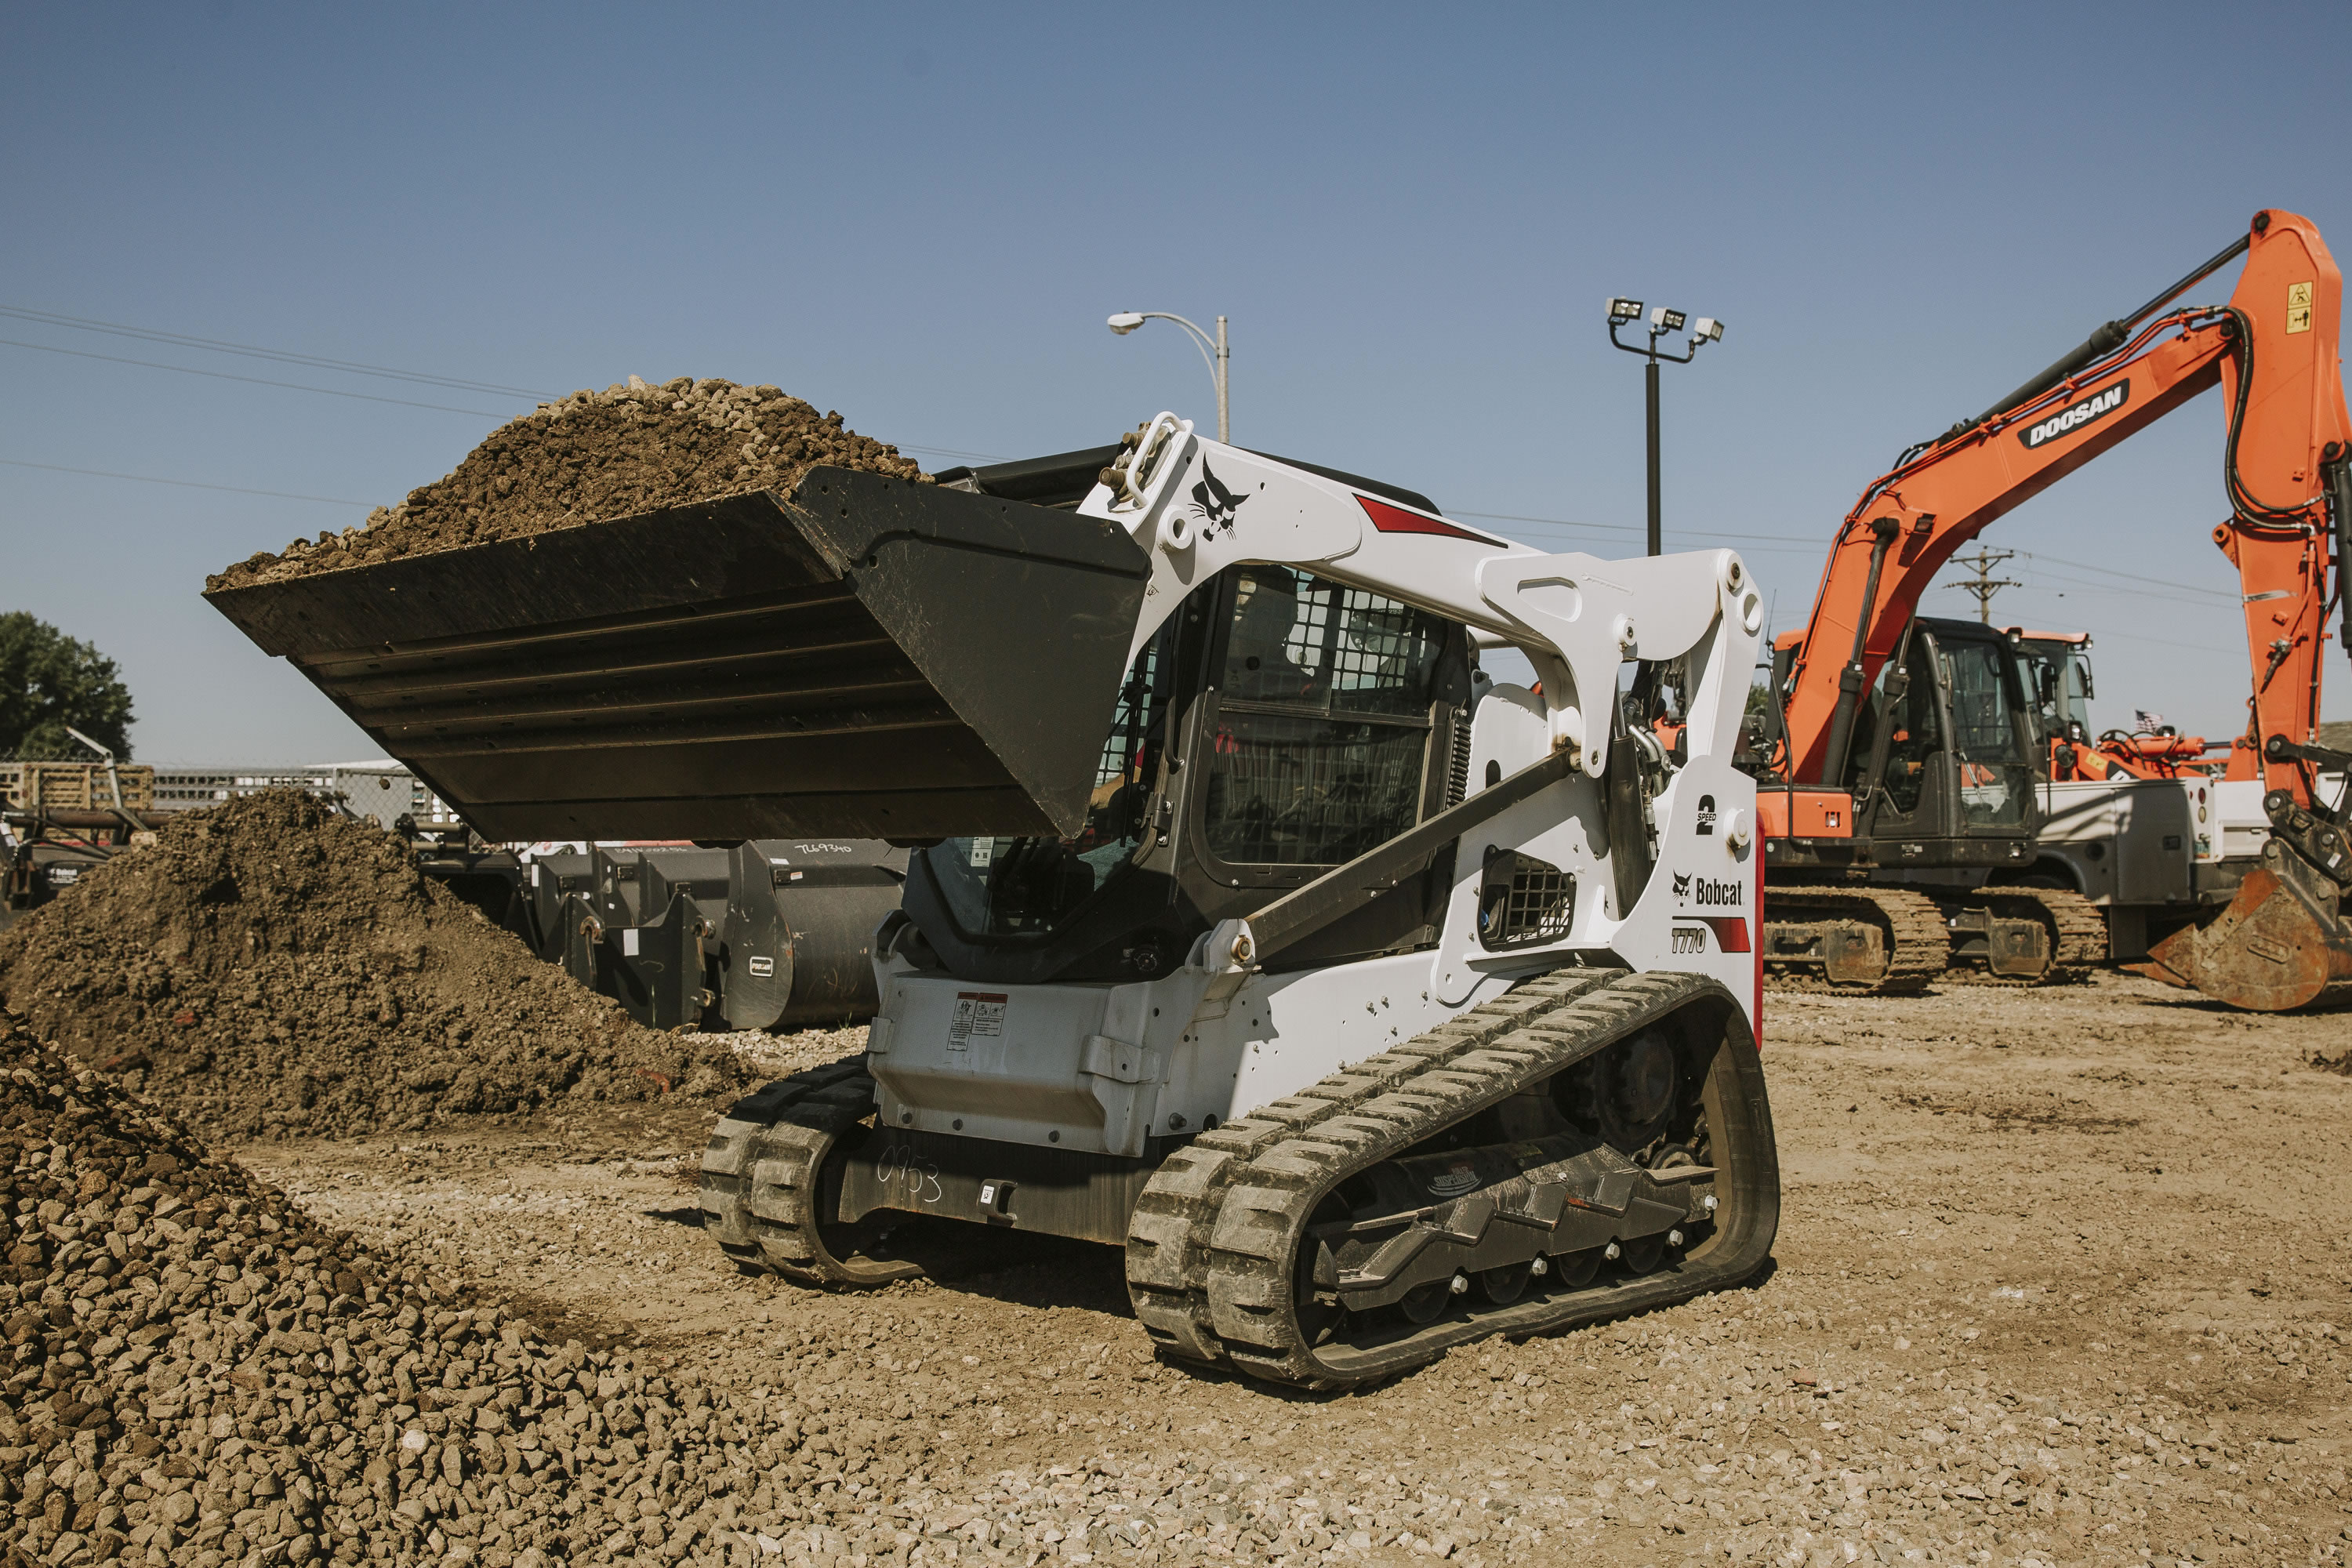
[205, 469, 1152, 842]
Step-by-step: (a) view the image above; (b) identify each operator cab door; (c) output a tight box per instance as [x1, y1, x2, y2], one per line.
[1848, 621, 2037, 844]
[1175, 564, 1473, 967]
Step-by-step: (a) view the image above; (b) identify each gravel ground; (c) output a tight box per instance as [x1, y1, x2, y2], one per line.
[215, 971, 2352, 1568]
[0, 793, 753, 1141]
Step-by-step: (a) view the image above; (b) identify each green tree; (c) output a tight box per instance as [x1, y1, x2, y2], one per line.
[0, 612, 135, 760]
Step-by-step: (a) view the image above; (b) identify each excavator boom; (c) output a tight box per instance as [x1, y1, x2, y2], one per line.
[1783, 211, 2348, 803]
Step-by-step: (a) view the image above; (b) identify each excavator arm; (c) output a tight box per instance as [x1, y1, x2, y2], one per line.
[1782, 209, 2350, 806]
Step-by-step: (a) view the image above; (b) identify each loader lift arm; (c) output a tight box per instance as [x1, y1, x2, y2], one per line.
[1781, 209, 2351, 808]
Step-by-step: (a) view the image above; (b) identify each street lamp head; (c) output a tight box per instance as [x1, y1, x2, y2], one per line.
[1691, 317, 1725, 343]
[1651, 307, 1687, 333]
[1106, 312, 1146, 335]
[1606, 297, 1645, 325]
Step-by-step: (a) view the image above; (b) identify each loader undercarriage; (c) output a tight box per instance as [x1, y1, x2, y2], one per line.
[701, 967, 1777, 1391]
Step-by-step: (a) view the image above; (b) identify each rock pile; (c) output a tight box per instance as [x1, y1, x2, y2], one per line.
[0, 790, 750, 1139]
[209, 377, 927, 588]
[0, 1018, 840, 1568]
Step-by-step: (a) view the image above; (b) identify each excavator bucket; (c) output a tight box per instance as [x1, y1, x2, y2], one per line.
[205, 470, 1153, 842]
[2137, 858, 2352, 1012]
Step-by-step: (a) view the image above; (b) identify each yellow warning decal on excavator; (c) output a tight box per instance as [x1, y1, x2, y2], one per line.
[2287, 281, 2314, 335]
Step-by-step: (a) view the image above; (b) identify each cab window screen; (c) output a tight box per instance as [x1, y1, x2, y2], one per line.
[1203, 568, 1446, 866]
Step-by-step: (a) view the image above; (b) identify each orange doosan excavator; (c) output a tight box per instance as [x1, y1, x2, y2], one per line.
[1755, 209, 2352, 1011]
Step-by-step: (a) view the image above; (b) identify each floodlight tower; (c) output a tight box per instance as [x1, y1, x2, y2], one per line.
[1606, 299, 1725, 555]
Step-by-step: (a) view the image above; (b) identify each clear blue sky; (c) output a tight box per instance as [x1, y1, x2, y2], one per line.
[5, 1, 2347, 761]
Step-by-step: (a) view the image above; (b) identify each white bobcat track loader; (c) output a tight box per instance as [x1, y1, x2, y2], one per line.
[207, 414, 1781, 1390]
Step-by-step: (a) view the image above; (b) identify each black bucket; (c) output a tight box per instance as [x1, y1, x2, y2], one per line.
[205, 468, 1152, 842]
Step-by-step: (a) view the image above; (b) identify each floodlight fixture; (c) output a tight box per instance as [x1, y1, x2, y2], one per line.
[1606, 293, 1731, 555]
[1106, 312, 1146, 335]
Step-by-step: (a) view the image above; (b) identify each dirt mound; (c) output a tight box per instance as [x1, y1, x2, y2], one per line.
[0, 1018, 825, 1567]
[208, 376, 928, 590]
[0, 789, 750, 1138]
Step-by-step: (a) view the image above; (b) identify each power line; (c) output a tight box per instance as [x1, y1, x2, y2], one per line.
[898, 443, 1011, 463]
[0, 457, 371, 506]
[0, 304, 556, 399]
[0, 339, 514, 417]
[2013, 547, 2235, 601]
[1454, 508, 1818, 546]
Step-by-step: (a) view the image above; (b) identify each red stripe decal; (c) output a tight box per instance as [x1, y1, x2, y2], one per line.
[1701, 916, 1751, 953]
[1355, 493, 1503, 545]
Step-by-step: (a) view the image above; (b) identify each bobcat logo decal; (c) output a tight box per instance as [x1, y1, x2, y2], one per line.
[1671, 871, 1693, 900]
[1187, 461, 1250, 539]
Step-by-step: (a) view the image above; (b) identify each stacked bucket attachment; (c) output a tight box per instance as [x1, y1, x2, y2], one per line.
[517, 840, 906, 1031]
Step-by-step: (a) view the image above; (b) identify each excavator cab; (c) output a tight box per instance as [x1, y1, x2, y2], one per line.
[1840, 618, 2039, 852]
[2013, 632, 2095, 748]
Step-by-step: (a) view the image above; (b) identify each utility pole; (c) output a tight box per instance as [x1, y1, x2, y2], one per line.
[1947, 546, 2021, 622]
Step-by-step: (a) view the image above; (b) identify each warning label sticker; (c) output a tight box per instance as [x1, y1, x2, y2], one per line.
[947, 992, 1007, 1051]
[2287, 281, 2314, 335]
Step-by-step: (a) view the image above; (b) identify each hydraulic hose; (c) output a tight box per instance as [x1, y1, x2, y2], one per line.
[1933, 226, 2256, 447]
[2329, 450, 2352, 667]
[1818, 517, 1900, 787]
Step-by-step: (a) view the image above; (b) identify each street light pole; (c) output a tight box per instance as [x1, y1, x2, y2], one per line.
[1214, 314, 1229, 447]
[1645, 357, 1662, 557]
[1107, 310, 1230, 442]
[1606, 299, 1725, 555]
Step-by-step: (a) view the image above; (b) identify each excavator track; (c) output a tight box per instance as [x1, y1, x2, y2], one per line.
[1762, 886, 1949, 994]
[699, 1056, 923, 1288]
[1123, 967, 1779, 1391]
[1944, 886, 2107, 986]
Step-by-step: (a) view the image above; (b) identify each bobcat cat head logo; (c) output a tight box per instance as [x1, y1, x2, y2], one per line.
[1671, 871, 1693, 900]
[1187, 461, 1250, 537]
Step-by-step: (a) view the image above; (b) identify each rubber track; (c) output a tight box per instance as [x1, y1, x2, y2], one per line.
[698, 1055, 921, 1288]
[1980, 886, 2107, 982]
[1762, 885, 1949, 995]
[1916, 885, 2108, 989]
[1124, 967, 1763, 1390]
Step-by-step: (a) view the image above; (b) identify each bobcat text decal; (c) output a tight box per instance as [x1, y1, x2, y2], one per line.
[1675, 873, 1744, 909]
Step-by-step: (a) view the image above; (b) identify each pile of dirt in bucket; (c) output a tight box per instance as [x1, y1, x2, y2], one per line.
[0, 790, 751, 1139]
[207, 377, 927, 589]
[0, 1016, 813, 1568]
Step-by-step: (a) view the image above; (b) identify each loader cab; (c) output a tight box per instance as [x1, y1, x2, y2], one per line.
[901, 561, 1475, 987]
[1841, 617, 2041, 855]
